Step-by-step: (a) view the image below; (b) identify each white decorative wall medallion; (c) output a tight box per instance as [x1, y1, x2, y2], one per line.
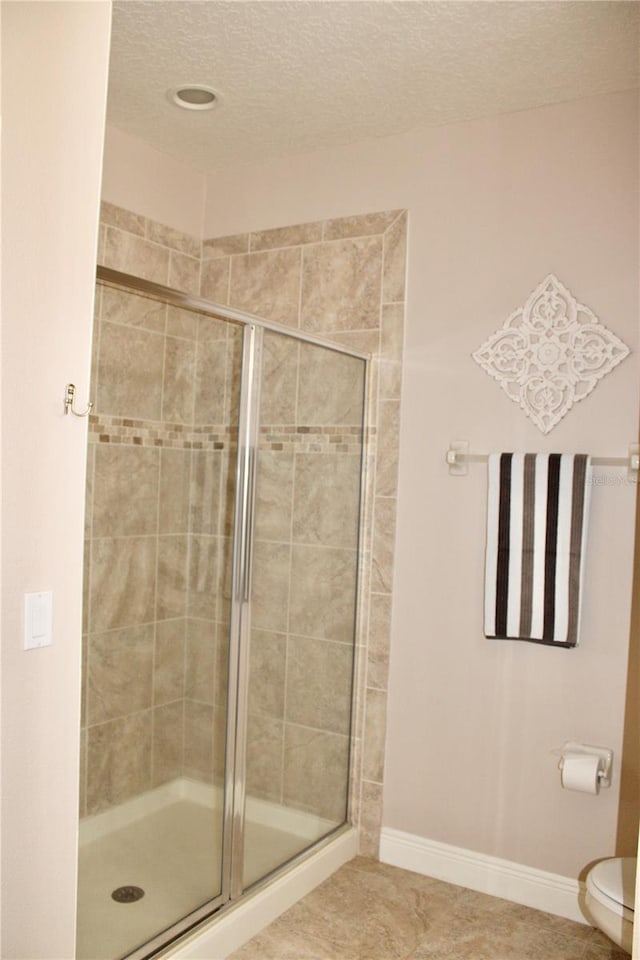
[472, 274, 630, 434]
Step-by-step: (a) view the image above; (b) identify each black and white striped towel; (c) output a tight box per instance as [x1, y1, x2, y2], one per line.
[484, 453, 592, 647]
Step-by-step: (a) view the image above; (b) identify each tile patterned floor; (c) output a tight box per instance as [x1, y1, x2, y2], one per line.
[228, 857, 628, 960]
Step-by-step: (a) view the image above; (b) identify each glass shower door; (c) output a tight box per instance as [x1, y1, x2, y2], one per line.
[240, 330, 367, 889]
[77, 282, 242, 960]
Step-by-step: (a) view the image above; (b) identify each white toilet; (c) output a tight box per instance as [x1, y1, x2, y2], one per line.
[585, 857, 636, 955]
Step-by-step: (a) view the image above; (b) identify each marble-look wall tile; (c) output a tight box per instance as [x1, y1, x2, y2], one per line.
[212, 705, 227, 785]
[246, 715, 284, 803]
[169, 251, 200, 296]
[79, 727, 87, 818]
[188, 535, 219, 621]
[358, 780, 383, 858]
[156, 535, 189, 621]
[251, 541, 290, 633]
[102, 227, 170, 285]
[101, 285, 166, 333]
[380, 302, 404, 362]
[216, 535, 234, 626]
[325, 330, 380, 355]
[283, 725, 349, 821]
[162, 335, 196, 424]
[248, 629, 286, 719]
[81, 634, 88, 728]
[97, 224, 107, 266]
[214, 623, 230, 708]
[194, 337, 227, 424]
[202, 233, 249, 259]
[166, 305, 199, 340]
[250, 222, 323, 252]
[90, 536, 157, 632]
[224, 327, 244, 427]
[293, 453, 361, 549]
[379, 304, 404, 400]
[220, 450, 238, 538]
[375, 401, 400, 498]
[185, 618, 217, 704]
[289, 544, 357, 643]
[362, 688, 387, 783]
[286, 636, 353, 735]
[199, 313, 230, 343]
[92, 445, 159, 538]
[100, 201, 146, 237]
[297, 346, 365, 426]
[200, 258, 230, 303]
[190, 451, 223, 537]
[300, 237, 382, 333]
[323, 211, 401, 242]
[367, 594, 391, 691]
[152, 701, 184, 787]
[85, 445, 95, 540]
[97, 321, 164, 420]
[229, 247, 301, 328]
[348, 735, 363, 826]
[83, 545, 90, 636]
[88, 624, 154, 725]
[370, 498, 397, 595]
[86, 711, 152, 815]
[159, 448, 191, 535]
[382, 212, 407, 303]
[146, 219, 201, 259]
[183, 700, 215, 783]
[260, 333, 299, 424]
[254, 450, 294, 543]
[154, 619, 186, 705]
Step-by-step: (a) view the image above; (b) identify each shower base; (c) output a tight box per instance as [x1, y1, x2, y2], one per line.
[76, 779, 333, 960]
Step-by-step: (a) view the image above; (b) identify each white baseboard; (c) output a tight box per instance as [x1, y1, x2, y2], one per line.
[380, 827, 588, 926]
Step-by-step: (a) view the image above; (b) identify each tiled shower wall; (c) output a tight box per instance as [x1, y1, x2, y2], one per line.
[83, 201, 406, 856]
[246, 335, 365, 822]
[81, 277, 241, 815]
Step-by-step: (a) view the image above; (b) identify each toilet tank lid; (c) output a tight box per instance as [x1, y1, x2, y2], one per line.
[590, 858, 637, 912]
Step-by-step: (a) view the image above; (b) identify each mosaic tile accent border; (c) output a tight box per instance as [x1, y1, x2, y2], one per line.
[88, 416, 368, 455]
[88, 415, 233, 450]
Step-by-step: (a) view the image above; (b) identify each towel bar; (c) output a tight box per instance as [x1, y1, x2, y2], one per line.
[446, 441, 639, 479]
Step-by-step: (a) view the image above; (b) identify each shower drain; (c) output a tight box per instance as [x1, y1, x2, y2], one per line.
[111, 885, 145, 903]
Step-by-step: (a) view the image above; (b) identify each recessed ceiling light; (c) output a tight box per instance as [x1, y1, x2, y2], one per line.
[169, 85, 219, 111]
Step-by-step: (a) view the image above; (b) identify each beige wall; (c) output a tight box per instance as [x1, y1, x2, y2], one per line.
[102, 126, 206, 239]
[194, 89, 639, 879]
[1, 3, 112, 957]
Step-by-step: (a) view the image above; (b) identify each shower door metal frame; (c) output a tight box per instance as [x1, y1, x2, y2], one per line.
[225, 321, 263, 902]
[91, 266, 370, 960]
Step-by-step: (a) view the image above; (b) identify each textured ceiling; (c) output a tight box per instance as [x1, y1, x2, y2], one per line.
[107, 1, 640, 173]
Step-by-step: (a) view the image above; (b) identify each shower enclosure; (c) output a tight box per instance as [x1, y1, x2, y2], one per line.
[77, 268, 367, 960]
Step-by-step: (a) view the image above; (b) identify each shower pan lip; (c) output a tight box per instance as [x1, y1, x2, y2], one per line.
[120, 823, 354, 960]
[96, 265, 371, 362]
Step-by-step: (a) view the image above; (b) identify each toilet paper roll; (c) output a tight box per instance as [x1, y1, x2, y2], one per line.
[560, 753, 601, 794]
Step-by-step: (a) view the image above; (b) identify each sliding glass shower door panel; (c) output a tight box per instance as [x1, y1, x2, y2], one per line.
[241, 330, 366, 890]
[77, 283, 242, 960]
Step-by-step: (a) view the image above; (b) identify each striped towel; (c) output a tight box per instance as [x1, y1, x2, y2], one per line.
[484, 453, 592, 647]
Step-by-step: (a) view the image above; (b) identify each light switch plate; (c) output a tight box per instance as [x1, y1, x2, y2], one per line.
[24, 591, 53, 650]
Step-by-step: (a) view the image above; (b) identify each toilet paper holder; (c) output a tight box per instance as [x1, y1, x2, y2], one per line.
[558, 741, 613, 789]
